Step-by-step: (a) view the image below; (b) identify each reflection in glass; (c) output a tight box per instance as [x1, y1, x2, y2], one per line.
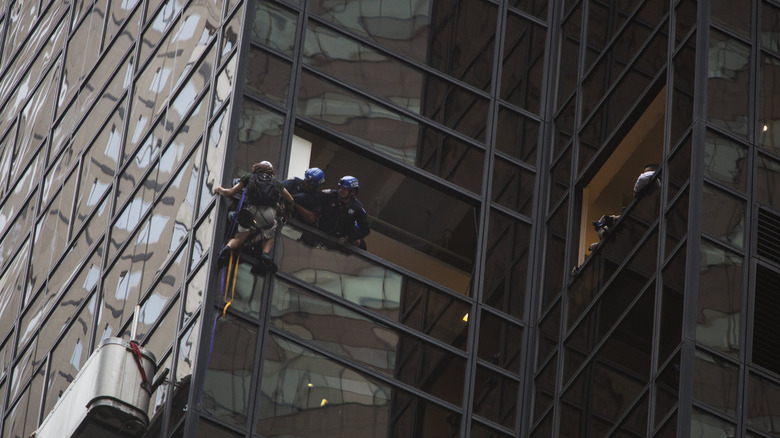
[693, 349, 738, 418]
[701, 184, 745, 249]
[271, 279, 466, 405]
[655, 354, 680, 428]
[707, 31, 750, 138]
[246, 46, 290, 106]
[496, 105, 538, 166]
[201, 315, 256, 429]
[492, 158, 535, 217]
[277, 228, 470, 349]
[757, 154, 780, 210]
[696, 242, 742, 357]
[711, 0, 751, 38]
[483, 209, 530, 320]
[233, 99, 284, 176]
[478, 310, 523, 374]
[297, 72, 486, 194]
[759, 53, 780, 157]
[309, 0, 496, 91]
[252, 1, 298, 55]
[671, 40, 695, 148]
[704, 130, 747, 193]
[303, 21, 489, 141]
[502, 12, 546, 114]
[256, 334, 460, 437]
[690, 408, 735, 437]
[472, 365, 518, 428]
[747, 372, 780, 436]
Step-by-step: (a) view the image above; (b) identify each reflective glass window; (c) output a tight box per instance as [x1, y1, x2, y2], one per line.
[252, 0, 298, 55]
[493, 158, 534, 217]
[711, 0, 750, 38]
[655, 354, 680, 428]
[303, 22, 489, 141]
[675, 0, 696, 47]
[542, 200, 567, 309]
[191, 208, 215, 268]
[201, 314, 256, 428]
[214, 53, 237, 115]
[3, 366, 44, 438]
[202, 108, 231, 216]
[756, 154, 780, 211]
[701, 184, 745, 249]
[495, 105, 538, 166]
[43, 293, 96, 416]
[309, 0, 496, 91]
[104, 0, 141, 47]
[168, 317, 199, 431]
[482, 209, 530, 320]
[246, 46, 290, 106]
[140, 0, 187, 65]
[665, 189, 688, 261]
[256, 333, 460, 437]
[184, 262, 206, 324]
[696, 242, 742, 357]
[549, 148, 570, 208]
[470, 421, 514, 438]
[136, 249, 186, 341]
[704, 130, 748, 193]
[758, 53, 780, 157]
[671, 38, 696, 148]
[667, 135, 691, 202]
[690, 408, 735, 437]
[60, 6, 104, 110]
[297, 72, 485, 192]
[277, 229, 471, 349]
[747, 372, 780, 436]
[221, 8, 242, 62]
[762, 1, 780, 54]
[555, 99, 575, 162]
[233, 99, 285, 176]
[472, 365, 519, 428]
[557, 5, 581, 107]
[226, 262, 265, 318]
[15, 61, 59, 180]
[693, 349, 738, 418]
[478, 310, 523, 374]
[707, 30, 750, 138]
[502, 12, 546, 114]
[0, 245, 27, 344]
[271, 279, 466, 405]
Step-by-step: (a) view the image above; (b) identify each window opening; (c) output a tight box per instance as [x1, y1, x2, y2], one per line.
[578, 90, 665, 264]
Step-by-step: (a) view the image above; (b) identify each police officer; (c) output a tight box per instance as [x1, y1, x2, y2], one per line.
[318, 176, 370, 250]
[283, 167, 325, 225]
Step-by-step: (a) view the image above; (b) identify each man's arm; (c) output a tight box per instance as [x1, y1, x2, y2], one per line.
[348, 207, 371, 242]
[214, 180, 245, 198]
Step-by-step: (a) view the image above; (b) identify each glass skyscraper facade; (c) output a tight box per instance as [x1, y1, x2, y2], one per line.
[0, 0, 778, 437]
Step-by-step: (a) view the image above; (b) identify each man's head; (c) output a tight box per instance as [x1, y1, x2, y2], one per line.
[253, 160, 274, 175]
[302, 167, 325, 192]
[643, 163, 659, 173]
[337, 176, 359, 202]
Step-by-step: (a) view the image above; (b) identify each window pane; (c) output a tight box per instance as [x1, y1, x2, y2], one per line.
[472, 365, 519, 428]
[756, 154, 780, 211]
[482, 209, 530, 320]
[711, 0, 750, 38]
[704, 130, 748, 193]
[277, 228, 471, 349]
[233, 99, 285, 177]
[270, 279, 466, 405]
[309, 0, 496, 91]
[701, 184, 745, 249]
[502, 12, 546, 114]
[246, 46, 291, 106]
[492, 158, 535, 217]
[747, 372, 780, 436]
[690, 408, 735, 437]
[693, 349, 738, 418]
[297, 71, 485, 194]
[252, 1, 298, 55]
[201, 315, 257, 429]
[478, 310, 523, 374]
[761, 1, 780, 54]
[758, 53, 780, 156]
[303, 22, 489, 142]
[696, 242, 742, 357]
[707, 30, 750, 138]
[256, 334, 461, 437]
[495, 105, 538, 166]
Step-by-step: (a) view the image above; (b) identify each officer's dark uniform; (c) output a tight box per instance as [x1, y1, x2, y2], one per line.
[317, 191, 370, 249]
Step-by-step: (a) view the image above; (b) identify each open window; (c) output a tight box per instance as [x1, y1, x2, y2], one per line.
[578, 90, 665, 264]
[285, 126, 477, 295]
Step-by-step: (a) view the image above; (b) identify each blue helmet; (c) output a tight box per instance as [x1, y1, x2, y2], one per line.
[338, 176, 359, 191]
[304, 167, 325, 186]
